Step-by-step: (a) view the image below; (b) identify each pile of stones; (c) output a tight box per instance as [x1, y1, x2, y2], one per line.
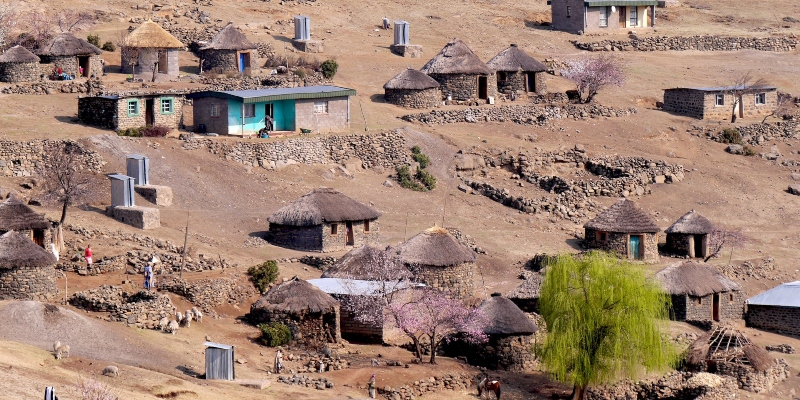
[446, 228, 485, 254]
[0, 139, 104, 177]
[401, 103, 637, 125]
[299, 255, 337, 270]
[276, 375, 334, 390]
[70, 286, 175, 330]
[766, 344, 795, 354]
[295, 354, 349, 372]
[573, 35, 798, 52]
[0, 79, 105, 95]
[586, 371, 738, 400]
[720, 122, 798, 146]
[716, 257, 793, 282]
[156, 276, 257, 311]
[380, 374, 474, 400]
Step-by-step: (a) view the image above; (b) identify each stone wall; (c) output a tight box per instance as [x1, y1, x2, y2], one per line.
[321, 219, 379, 252]
[78, 96, 117, 129]
[584, 229, 659, 263]
[0, 265, 57, 301]
[448, 334, 536, 371]
[715, 359, 790, 393]
[551, 0, 586, 34]
[0, 139, 104, 177]
[1, 79, 104, 95]
[0, 62, 40, 83]
[295, 97, 350, 133]
[106, 206, 160, 230]
[115, 95, 184, 130]
[249, 308, 341, 346]
[201, 49, 256, 74]
[191, 96, 228, 134]
[673, 291, 744, 323]
[496, 71, 547, 95]
[586, 371, 738, 400]
[157, 275, 257, 312]
[384, 88, 442, 109]
[746, 304, 800, 336]
[574, 35, 798, 52]
[664, 88, 706, 119]
[70, 285, 175, 330]
[666, 233, 707, 258]
[123, 47, 180, 81]
[40, 55, 102, 78]
[402, 103, 637, 125]
[428, 73, 497, 102]
[380, 373, 474, 400]
[268, 224, 323, 251]
[408, 262, 474, 298]
[339, 306, 383, 343]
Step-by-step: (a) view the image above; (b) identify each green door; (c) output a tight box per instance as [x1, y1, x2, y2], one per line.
[629, 235, 641, 260]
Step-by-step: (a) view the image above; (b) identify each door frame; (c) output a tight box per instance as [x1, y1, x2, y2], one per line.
[628, 234, 643, 260]
[619, 6, 627, 28]
[345, 221, 354, 246]
[526, 72, 536, 93]
[712, 293, 720, 321]
[477, 76, 488, 100]
[145, 98, 155, 126]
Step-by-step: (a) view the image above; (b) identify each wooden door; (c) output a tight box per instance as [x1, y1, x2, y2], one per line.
[647, 7, 653, 26]
[619, 7, 627, 28]
[712, 293, 720, 321]
[145, 99, 154, 126]
[158, 50, 168, 74]
[345, 222, 354, 246]
[478, 76, 488, 100]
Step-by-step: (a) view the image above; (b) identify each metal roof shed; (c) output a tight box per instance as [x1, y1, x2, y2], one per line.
[746, 281, 800, 307]
[126, 154, 150, 185]
[204, 342, 235, 380]
[108, 174, 135, 207]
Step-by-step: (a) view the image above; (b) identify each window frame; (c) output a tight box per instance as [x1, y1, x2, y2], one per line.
[160, 97, 174, 115]
[313, 101, 329, 114]
[629, 6, 638, 26]
[364, 219, 370, 233]
[755, 92, 766, 106]
[331, 223, 338, 235]
[210, 103, 220, 118]
[715, 94, 725, 107]
[599, 6, 609, 27]
[127, 99, 139, 117]
[243, 103, 256, 119]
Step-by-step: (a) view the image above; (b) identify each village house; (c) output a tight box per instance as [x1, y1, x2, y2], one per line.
[486, 44, 547, 95]
[665, 210, 714, 258]
[267, 188, 380, 252]
[583, 199, 660, 263]
[550, 0, 658, 34]
[656, 261, 744, 323]
[200, 23, 258, 75]
[187, 86, 356, 136]
[78, 93, 183, 130]
[121, 20, 184, 81]
[0, 194, 53, 248]
[36, 33, 103, 78]
[0, 45, 41, 83]
[746, 281, 800, 336]
[383, 68, 442, 109]
[663, 85, 778, 120]
[0, 231, 58, 301]
[420, 38, 495, 102]
[507, 271, 543, 313]
[249, 277, 341, 345]
[321, 244, 411, 280]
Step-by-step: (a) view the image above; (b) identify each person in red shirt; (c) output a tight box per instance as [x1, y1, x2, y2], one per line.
[85, 245, 93, 267]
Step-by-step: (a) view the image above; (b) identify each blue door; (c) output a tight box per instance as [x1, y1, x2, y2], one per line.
[239, 54, 245, 72]
[629, 236, 641, 260]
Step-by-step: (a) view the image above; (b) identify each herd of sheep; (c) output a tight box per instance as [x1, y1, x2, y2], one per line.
[159, 306, 203, 335]
[53, 340, 118, 377]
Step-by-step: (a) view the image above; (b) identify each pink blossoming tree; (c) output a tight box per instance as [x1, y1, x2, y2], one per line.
[560, 54, 625, 103]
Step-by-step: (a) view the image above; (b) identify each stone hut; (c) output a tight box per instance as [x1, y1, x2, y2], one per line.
[200, 23, 257, 74]
[78, 93, 184, 130]
[36, 33, 103, 78]
[486, 44, 547, 95]
[420, 38, 495, 102]
[685, 325, 789, 393]
[0, 194, 52, 248]
[746, 281, 800, 336]
[665, 210, 714, 258]
[268, 188, 381, 252]
[321, 244, 411, 281]
[0, 45, 41, 82]
[249, 277, 341, 345]
[471, 293, 538, 371]
[383, 68, 441, 109]
[394, 226, 476, 298]
[0, 231, 58, 301]
[583, 199, 660, 263]
[121, 20, 183, 81]
[656, 261, 744, 323]
[663, 86, 778, 120]
[507, 271, 543, 313]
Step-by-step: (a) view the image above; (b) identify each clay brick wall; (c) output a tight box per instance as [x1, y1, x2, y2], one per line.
[746, 304, 800, 336]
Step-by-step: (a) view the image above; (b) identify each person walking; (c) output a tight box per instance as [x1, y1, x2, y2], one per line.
[274, 349, 283, 374]
[144, 264, 154, 290]
[84, 245, 93, 268]
[368, 373, 376, 399]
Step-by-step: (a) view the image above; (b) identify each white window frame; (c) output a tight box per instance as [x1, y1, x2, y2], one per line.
[629, 7, 638, 26]
[755, 92, 766, 106]
[599, 7, 609, 27]
[715, 94, 725, 107]
[210, 103, 220, 118]
[243, 103, 256, 118]
[313, 101, 329, 114]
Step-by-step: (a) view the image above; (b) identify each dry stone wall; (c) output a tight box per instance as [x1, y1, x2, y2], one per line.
[380, 373, 474, 400]
[0, 62, 40, 83]
[574, 35, 798, 52]
[0, 140, 103, 177]
[0, 265, 57, 301]
[402, 103, 637, 125]
[384, 88, 442, 109]
[70, 285, 175, 330]
[156, 275, 257, 311]
[0, 79, 104, 95]
[586, 371, 738, 400]
[716, 359, 790, 393]
[408, 262, 475, 298]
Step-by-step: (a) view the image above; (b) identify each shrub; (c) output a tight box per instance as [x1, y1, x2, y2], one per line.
[259, 322, 292, 347]
[719, 128, 742, 145]
[101, 41, 116, 52]
[416, 169, 437, 190]
[293, 67, 306, 80]
[320, 59, 338, 79]
[86, 34, 100, 48]
[412, 152, 430, 169]
[117, 127, 142, 137]
[411, 145, 421, 155]
[75, 376, 118, 400]
[396, 165, 424, 191]
[141, 125, 170, 137]
[743, 145, 757, 156]
[248, 260, 279, 294]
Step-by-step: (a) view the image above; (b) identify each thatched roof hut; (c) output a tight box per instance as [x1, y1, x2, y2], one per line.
[0, 194, 51, 232]
[36, 33, 102, 56]
[383, 68, 442, 108]
[479, 294, 538, 336]
[421, 39, 492, 75]
[657, 261, 740, 297]
[666, 210, 714, 235]
[251, 277, 339, 314]
[584, 199, 660, 233]
[395, 226, 476, 267]
[0, 45, 40, 63]
[321, 244, 411, 280]
[486, 44, 546, 73]
[0, 45, 41, 83]
[201, 24, 256, 51]
[269, 188, 380, 226]
[122, 20, 184, 48]
[686, 326, 774, 373]
[0, 231, 57, 269]
[383, 68, 440, 90]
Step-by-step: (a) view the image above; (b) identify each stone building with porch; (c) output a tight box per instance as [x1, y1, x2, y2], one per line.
[383, 68, 442, 109]
[583, 199, 660, 263]
[200, 23, 258, 75]
[665, 210, 714, 258]
[78, 93, 183, 130]
[486, 44, 547, 95]
[0, 45, 41, 82]
[550, 0, 658, 34]
[663, 85, 778, 120]
[746, 281, 800, 336]
[267, 188, 380, 252]
[0, 231, 58, 301]
[656, 261, 744, 324]
[420, 38, 496, 102]
[0, 194, 53, 249]
[36, 33, 103, 78]
[121, 20, 183, 81]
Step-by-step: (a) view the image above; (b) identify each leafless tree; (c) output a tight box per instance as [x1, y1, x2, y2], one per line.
[55, 10, 94, 33]
[37, 142, 94, 225]
[0, 3, 20, 50]
[761, 92, 795, 124]
[704, 228, 749, 263]
[559, 54, 625, 103]
[724, 72, 769, 123]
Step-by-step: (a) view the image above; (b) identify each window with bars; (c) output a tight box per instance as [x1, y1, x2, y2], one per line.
[755, 93, 766, 105]
[599, 7, 609, 27]
[629, 7, 638, 26]
[313, 101, 329, 114]
[243, 104, 256, 118]
[211, 104, 220, 118]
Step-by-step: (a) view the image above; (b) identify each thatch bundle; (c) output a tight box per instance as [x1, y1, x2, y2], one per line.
[251, 277, 339, 315]
[268, 188, 380, 227]
[584, 199, 660, 233]
[0, 231, 57, 269]
[486, 44, 546, 72]
[321, 245, 411, 280]
[37, 33, 102, 56]
[395, 226, 477, 267]
[420, 38, 492, 75]
[479, 294, 537, 335]
[0, 45, 40, 63]
[0, 194, 51, 231]
[122, 20, 184, 48]
[201, 23, 256, 51]
[685, 326, 774, 372]
[383, 68, 440, 90]
[666, 210, 714, 234]
[656, 261, 740, 297]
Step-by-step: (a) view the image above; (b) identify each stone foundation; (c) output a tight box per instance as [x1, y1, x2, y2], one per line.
[390, 44, 423, 58]
[292, 39, 324, 53]
[106, 206, 160, 230]
[0, 264, 57, 301]
[135, 184, 173, 206]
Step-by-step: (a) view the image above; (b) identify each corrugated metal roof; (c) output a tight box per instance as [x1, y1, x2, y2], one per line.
[307, 278, 422, 296]
[746, 281, 800, 307]
[107, 173, 133, 181]
[126, 154, 146, 160]
[204, 341, 234, 350]
[665, 85, 777, 92]
[584, 0, 658, 6]
[187, 85, 356, 104]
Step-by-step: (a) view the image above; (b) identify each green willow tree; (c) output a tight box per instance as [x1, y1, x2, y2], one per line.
[537, 252, 676, 400]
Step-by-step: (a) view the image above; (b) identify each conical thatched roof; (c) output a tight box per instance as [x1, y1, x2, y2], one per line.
[507, 271, 543, 300]
[395, 226, 477, 267]
[383, 68, 440, 90]
[420, 38, 492, 75]
[479, 294, 538, 335]
[584, 199, 660, 233]
[250, 277, 339, 314]
[0, 194, 51, 231]
[201, 24, 256, 51]
[37, 33, 102, 56]
[665, 210, 714, 234]
[0, 231, 57, 269]
[268, 188, 381, 226]
[685, 326, 773, 372]
[122, 20, 184, 48]
[0, 45, 40, 63]
[656, 261, 741, 297]
[321, 245, 412, 280]
[486, 44, 546, 72]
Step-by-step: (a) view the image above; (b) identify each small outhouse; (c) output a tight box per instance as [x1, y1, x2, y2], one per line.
[204, 342, 235, 380]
